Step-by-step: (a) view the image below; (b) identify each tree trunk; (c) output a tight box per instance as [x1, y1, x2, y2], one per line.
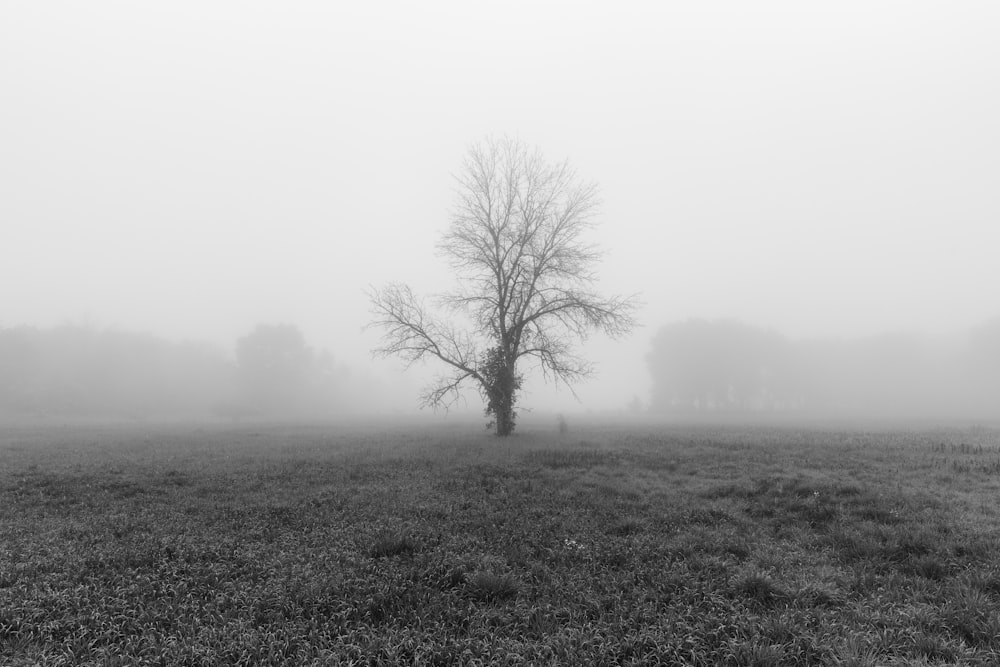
[482, 349, 519, 436]
[494, 389, 515, 436]
[492, 361, 518, 436]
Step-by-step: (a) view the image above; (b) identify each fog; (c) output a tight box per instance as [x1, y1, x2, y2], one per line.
[648, 318, 1000, 421]
[2, 3, 998, 422]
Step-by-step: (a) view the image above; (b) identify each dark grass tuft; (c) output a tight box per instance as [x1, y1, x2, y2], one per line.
[369, 531, 419, 559]
[795, 585, 843, 608]
[609, 516, 642, 536]
[729, 640, 787, 667]
[467, 570, 519, 601]
[908, 554, 949, 580]
[523, 606, 559, 638]
[939, 587, 1000, 647]
[911, 634, 957, 662]
[733, 572, 790, 609]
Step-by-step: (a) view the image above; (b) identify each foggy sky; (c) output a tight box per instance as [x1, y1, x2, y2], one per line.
[2, 2, 998, 413]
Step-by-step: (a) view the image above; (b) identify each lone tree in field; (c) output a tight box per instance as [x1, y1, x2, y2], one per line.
[368, 137, 637, 436]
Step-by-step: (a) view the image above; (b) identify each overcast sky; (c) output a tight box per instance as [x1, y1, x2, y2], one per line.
[2, 2, 997, 412]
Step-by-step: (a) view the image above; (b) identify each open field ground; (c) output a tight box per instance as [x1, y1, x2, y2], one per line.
[2, 418, 1000, 665]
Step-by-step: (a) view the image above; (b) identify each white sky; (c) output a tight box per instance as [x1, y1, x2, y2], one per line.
[1, 2, 998, 412]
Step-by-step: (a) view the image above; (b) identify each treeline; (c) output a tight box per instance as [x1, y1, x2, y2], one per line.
[0, 324, 352, 420]
[647, 318, 1000, 419]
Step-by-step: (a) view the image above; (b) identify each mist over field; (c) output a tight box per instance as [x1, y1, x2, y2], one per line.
[1, 318, 998, 423]
[1, 2, 998, 423]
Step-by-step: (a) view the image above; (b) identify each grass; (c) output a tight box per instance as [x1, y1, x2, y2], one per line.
[369, 531, 420, 559]
[1, 418, 1000, 664]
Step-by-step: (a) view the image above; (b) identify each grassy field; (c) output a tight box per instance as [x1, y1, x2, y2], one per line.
[2, 418, 1000, 665]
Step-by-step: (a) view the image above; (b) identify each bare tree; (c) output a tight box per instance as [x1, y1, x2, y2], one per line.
[369, 137, 637, 435]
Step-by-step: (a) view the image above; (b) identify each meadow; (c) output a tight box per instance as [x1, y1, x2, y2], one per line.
[1, 417, 999, 665]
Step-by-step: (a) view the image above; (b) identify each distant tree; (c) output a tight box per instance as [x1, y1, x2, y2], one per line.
[968, 317, 1000, 376]
[236, 324, 314, 412]
[965, 317, 1000, 408]
[369, 136, 637, 435]
[647, 318, 1000, 418]
[647, 319, 792, 411]
[0, 327, 41, 413]
[0, 324, 231, 418]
